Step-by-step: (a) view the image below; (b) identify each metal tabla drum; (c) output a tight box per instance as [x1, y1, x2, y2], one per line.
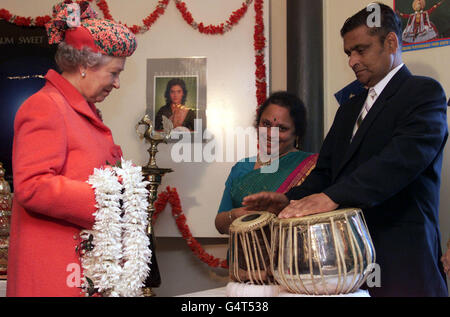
[270, 208, 375, 295]
[229, 212, 276, 285]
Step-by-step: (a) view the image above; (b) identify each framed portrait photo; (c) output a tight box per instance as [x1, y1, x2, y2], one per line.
[146, 57, 206, 137]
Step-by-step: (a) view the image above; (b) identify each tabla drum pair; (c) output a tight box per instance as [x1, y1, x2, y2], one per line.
[228, 208, 376, 295]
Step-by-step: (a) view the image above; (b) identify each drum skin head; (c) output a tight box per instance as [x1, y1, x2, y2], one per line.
[230, 212, 275, 232]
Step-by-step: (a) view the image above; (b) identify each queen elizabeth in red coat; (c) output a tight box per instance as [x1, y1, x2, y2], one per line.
[7, 1, 137, 297]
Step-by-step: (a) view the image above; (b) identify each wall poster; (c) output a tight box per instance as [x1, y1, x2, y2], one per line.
[394, 0, 450, 51]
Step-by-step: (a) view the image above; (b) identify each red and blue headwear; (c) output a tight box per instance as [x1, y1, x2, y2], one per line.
[45, 1, 137, 57]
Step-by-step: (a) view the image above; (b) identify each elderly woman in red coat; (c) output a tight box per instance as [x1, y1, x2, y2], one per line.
[7, 1, 137, 297]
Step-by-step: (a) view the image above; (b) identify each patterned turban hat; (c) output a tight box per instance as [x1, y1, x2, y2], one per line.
[45, 1, 137, 57]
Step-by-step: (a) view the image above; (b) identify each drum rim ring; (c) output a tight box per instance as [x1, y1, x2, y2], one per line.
[271, 208, 362, 226]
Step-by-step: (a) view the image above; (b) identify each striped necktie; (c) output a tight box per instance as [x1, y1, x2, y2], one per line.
[352, 88, 377, 139]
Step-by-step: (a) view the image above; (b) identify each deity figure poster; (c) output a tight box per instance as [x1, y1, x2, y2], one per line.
[394, 0, 450, 51]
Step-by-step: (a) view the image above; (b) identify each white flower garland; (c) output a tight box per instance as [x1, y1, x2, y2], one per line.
[80, 158, 151, 297]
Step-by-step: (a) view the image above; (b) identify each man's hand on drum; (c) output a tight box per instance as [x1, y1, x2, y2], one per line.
[278, 193, 339, 219]
[242, 192, 289, 215]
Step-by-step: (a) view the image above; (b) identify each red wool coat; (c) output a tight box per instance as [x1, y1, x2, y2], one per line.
[7, 70, 123, 297]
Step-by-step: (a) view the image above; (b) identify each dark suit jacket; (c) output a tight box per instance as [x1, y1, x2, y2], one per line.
[286, 66, 448, 297]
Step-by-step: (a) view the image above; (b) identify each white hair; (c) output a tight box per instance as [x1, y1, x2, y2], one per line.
[55, 42, 111, 72]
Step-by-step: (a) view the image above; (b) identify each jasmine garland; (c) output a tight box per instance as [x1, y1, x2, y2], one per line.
[80, 158, 151, 297]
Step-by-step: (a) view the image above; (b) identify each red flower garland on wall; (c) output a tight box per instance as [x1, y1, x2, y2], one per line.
[175, 0, 252, 35]
[0, 8, 51, 27]
[254, 0, 267, 107]
[93, 0, 112, 20]
[89, 0, 169, 34]
[0, 0, 168, 32]
[153, 187, 228, 269]
[94, 0, 170, 34]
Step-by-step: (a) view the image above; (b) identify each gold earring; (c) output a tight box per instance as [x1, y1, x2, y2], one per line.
[81, 72, 86, 78]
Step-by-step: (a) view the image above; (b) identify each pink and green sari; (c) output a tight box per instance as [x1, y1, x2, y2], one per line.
[218, 151, 318, 212]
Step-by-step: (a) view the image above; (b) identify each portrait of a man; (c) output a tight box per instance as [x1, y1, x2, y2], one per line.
[146, 57, 207, 135]
[154, 76, 197, 131]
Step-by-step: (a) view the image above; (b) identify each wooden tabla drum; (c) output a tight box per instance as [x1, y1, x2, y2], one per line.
[229, 212, 276, 285]
[270, 208, 376, 295]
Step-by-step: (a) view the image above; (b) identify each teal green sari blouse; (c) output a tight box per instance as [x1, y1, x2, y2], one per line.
[217, 151, 317, 213]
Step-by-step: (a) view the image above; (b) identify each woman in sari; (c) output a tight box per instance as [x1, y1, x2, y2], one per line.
[215, 91, 317, 234]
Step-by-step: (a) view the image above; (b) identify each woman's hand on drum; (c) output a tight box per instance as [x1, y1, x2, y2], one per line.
[242, 192, 289, 215]
[215, 207, 254, 234]
[278, 193, 339, 218]
[232, 207, 255, 219]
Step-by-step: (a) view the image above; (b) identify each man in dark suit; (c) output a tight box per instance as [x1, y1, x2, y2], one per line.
[243, 3, 448, 297]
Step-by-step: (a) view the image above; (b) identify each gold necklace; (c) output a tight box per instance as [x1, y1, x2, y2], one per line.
[257, 156, 272, 166]
[256, 150, 296, 167]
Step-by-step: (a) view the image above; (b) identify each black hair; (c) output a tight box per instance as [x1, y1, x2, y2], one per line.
[255, 91, 307, 148]
[164, 78, 188, 105]
[340, 3, 402, 46]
